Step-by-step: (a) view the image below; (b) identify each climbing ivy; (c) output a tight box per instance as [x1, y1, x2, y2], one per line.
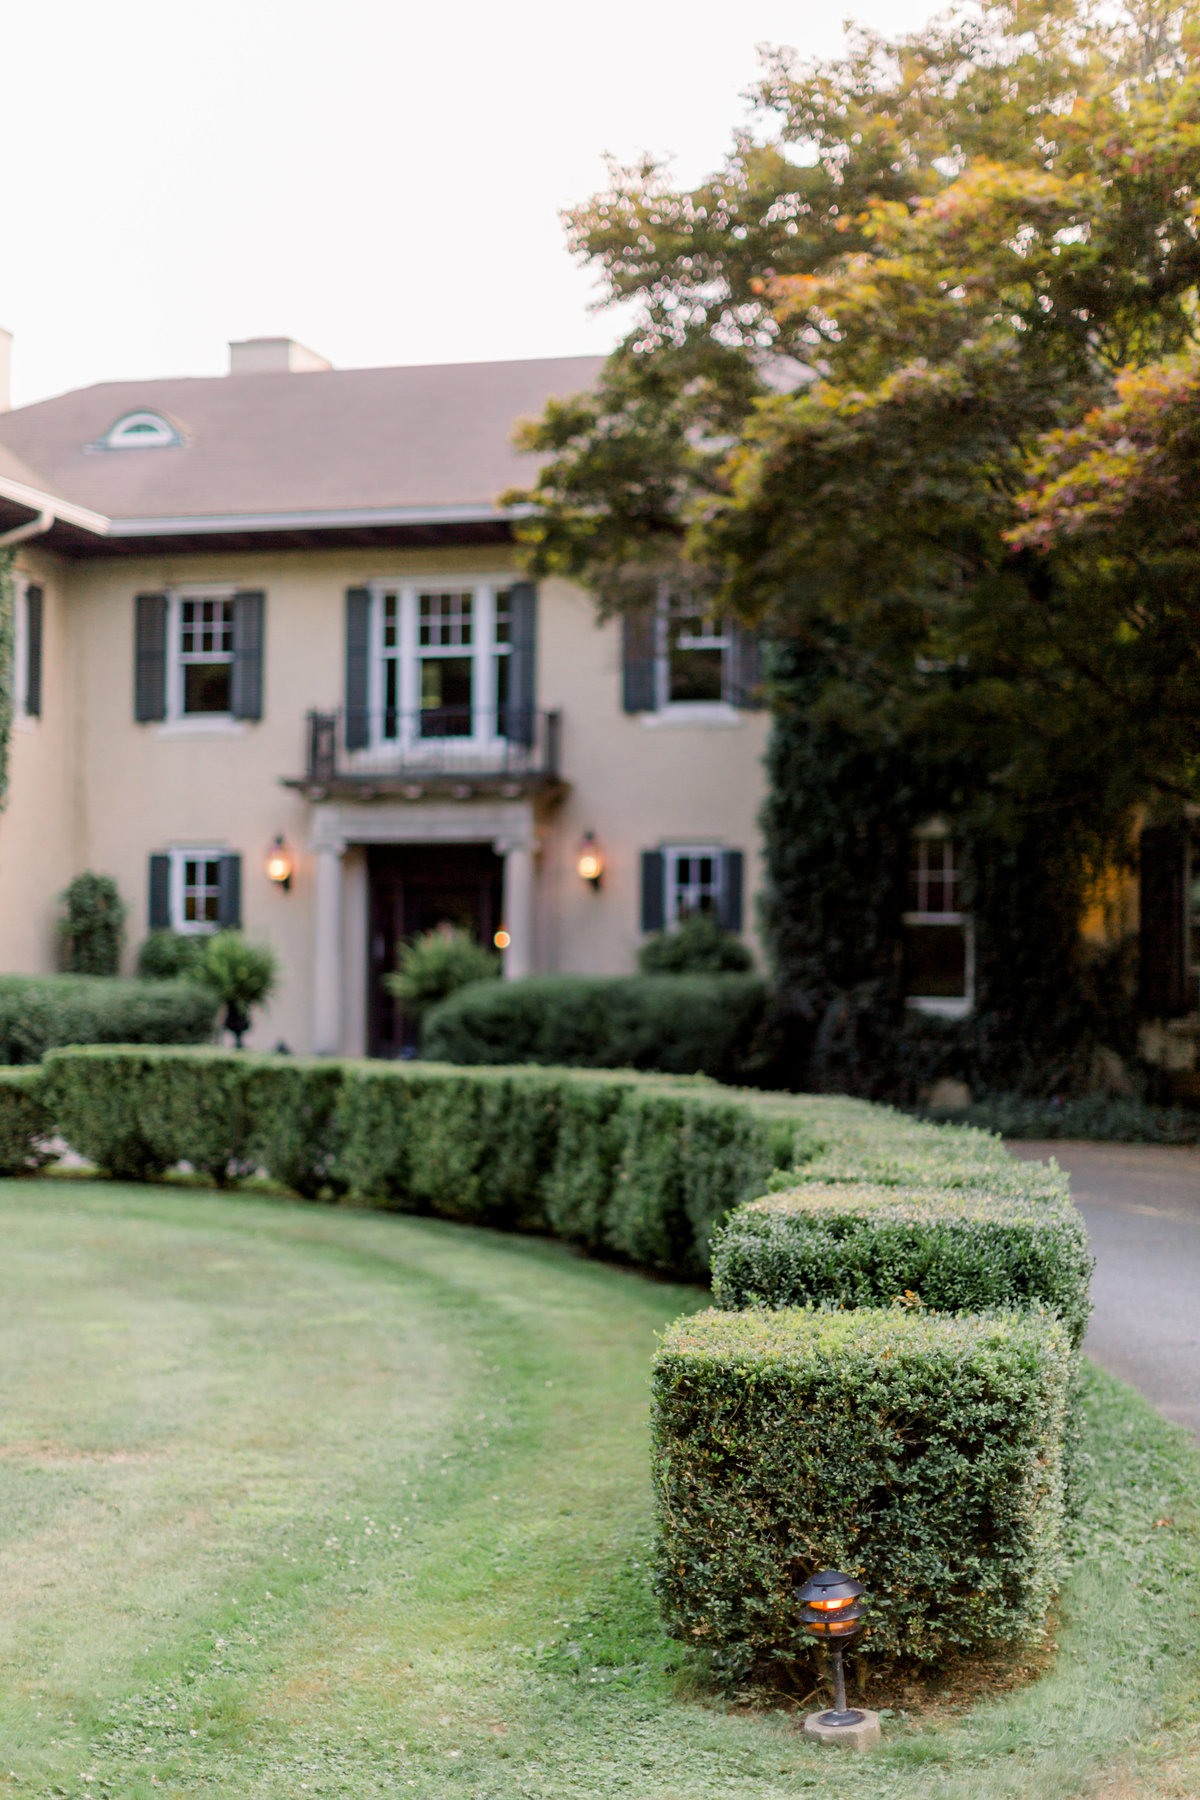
[760, 640, 1136, 1101]
[0, 550, 14, 813]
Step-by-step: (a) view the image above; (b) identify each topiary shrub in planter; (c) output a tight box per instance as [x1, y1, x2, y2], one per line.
[422, 973, 767, 1082]
[711, 1181, 1093, 1347]
[198, 932, 279, 1047]
[651, 1305, 1071, 1677]
[0, 1067, 54, 1174]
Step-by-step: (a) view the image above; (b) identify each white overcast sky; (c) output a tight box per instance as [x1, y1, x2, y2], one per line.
[4, 0, 935, 408]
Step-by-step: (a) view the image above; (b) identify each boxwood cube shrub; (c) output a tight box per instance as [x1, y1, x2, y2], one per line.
[786, 1097, 1065, 1197]
[712, 1182, 1093, 1348]
[0, 1067, 53, 1174]
[652, 1306, 1072, 1677]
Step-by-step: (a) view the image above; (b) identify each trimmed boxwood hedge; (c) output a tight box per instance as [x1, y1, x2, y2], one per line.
[40, 1050, 788, 1277]
[421, 973, 767, 1082]
[651, 1306, 1072, 1674]
[18, 1042, 1089, 1675]
[0, 1067, 53, 1174]
[711, 1181, 1092, 1347]
[0, 974, 217, 1065]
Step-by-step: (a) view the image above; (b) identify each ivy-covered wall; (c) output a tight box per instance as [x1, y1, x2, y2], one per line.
[0, 550, 14, 813]
[760, 640, 1134, 1101]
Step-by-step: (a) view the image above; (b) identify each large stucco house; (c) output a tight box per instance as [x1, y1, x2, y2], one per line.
[0, 335, 768, 1054]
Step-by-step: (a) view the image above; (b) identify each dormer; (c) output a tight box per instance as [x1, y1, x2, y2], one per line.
[95, 410, 182, 451]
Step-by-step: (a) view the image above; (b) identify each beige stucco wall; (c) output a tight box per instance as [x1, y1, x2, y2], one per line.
[1, 543, 769, 1053]
[0, 543, 76, 971]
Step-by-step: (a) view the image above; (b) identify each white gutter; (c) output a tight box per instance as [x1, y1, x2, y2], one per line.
[0, 507, 53, 549]
[0, 482, 533, 546]
[105, 500, 535, 538]
[0, 477, 108, 537]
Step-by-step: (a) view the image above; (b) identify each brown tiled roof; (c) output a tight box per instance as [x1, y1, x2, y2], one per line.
[0, 355, 604, 523]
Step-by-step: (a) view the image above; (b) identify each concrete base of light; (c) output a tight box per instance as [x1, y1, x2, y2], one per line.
[802, 1709, 881, 1751]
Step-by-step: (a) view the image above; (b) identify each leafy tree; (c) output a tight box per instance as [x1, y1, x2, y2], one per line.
[506, 0, 1200, 1091]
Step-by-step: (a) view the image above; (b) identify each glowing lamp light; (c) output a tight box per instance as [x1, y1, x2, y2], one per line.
[266, 836, 293, 891]
[796, 1570, 868, 1728]
[494, 929, 511, 950]
[576, 831, 604, 890]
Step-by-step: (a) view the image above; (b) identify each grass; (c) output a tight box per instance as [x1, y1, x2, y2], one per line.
[0, 1179, 1196, 1798]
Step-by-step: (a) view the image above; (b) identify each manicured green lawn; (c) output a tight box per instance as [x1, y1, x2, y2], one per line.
[0, 1178, 1196, 1799]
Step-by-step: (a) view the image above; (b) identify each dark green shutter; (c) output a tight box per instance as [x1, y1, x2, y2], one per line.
[622, 610, 657, 713]
[505, 580, 537, 746]
[148, 854, 171, 929]
[729, 625, 764, 709]
[135, 593, 168, 722]
[641, 851, 666, 931]
[1139, 825, 1188, 1016]
[345, 587, 370, 751]
[230, 590, 265, 720]
[217, 855, 242, 928]
[24, 585, 42, 717]
[719, 850, 745, 932]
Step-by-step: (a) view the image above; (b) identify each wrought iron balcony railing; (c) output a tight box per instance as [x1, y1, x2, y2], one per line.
[299, 707, 562, 790]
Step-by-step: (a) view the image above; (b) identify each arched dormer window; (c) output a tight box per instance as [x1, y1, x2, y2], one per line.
[99, 411, 182, 450]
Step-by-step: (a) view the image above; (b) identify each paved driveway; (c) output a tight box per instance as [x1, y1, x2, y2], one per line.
[1009, 1140, 1200, 1435]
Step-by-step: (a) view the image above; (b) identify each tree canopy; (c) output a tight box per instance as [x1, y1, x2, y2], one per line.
[507, 0, 1200, 829]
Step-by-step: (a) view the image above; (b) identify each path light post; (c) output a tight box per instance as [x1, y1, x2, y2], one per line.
[796, 1570, 881, 1752]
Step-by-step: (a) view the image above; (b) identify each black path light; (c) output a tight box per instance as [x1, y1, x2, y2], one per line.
[797, 1569, 868, 1729]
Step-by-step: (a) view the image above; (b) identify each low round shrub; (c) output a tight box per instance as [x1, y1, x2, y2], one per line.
[422, 973, 767, 1082]
[0, 974, 218, 1065]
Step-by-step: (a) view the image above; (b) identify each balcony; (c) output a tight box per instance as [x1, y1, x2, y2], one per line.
[285, 707, 564, 801]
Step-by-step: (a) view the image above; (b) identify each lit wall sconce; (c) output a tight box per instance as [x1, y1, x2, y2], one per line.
[493, 928, 511, 950]
[266, 835, 293, 892]
[576, 831, 604, 890]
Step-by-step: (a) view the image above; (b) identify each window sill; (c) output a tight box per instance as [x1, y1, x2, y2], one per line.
[153, 716, 249, 739]
[639, 703, 745, 730]
[13, 713, 38, 734]
[906, 996, 972, 1020]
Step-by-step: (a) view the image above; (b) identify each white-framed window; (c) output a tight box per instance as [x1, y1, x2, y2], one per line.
[11, 575, 42, 725]
[903, 827, 973, 1017]
[135, 587, 262, 729]
[172, 847, 224, 932]
[174, 592, 235, 716]
[666, 844, 724, 922]
[657, 590, 733, 709]
[98, 411, 181, 451]
[148, 845, 241, 934]
[368, 579, 513, 746]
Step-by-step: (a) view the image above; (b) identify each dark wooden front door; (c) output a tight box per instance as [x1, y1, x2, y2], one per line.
[367, 842, 503, 1057]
